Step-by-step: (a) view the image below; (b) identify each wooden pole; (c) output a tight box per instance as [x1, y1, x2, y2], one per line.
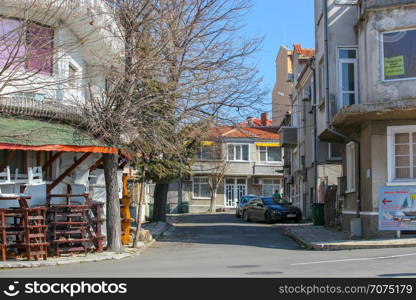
[132, 166, 146, 247]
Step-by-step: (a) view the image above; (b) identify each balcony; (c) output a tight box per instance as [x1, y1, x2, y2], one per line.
[0, 95, 83, 125]
[191, 161, 283, 177]
[363, 0, 416, 10]
[278, 127, 298, 148]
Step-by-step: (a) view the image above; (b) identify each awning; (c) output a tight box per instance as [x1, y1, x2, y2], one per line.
[0, 117, 117, 154]
[255, 142, 281, 147]
[318, 128, 355, 144]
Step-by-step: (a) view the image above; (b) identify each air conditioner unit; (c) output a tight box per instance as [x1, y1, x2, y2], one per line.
[252, 178, 263, 185]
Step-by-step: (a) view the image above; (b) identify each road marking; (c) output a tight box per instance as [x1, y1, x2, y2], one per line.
[291, 253, 416, 266]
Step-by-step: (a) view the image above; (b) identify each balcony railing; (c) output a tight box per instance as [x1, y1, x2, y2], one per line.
[0, 96, 83, 125]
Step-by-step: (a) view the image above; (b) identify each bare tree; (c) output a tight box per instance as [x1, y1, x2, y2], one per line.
[203, 139, 230, 212]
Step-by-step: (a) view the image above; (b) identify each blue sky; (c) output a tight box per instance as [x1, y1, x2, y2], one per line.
[242, 0, 315, 115]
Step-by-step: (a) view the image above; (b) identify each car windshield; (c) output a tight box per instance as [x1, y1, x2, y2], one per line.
[241, 196, 257, 203]
[262, 197, 289, 205]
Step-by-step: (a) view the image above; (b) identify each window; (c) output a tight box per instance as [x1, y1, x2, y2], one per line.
[338, 48, 358, 107]
[0, 18, 53, 75]
[346, 142, 356, 192]
[318, 60, 325, 104]
[258, 146, 282, 163]
[193, 177, 211, 198]
[387, 126, 416, 183]
[227, 144, 249, 161]
[329, 143, 343, 160]
[262, 179, 281, 197]
[383, 29, 416, 81]
[26, 24, 54, 75]
[68, 63, 78, 88]
[196, 145, 221, 161]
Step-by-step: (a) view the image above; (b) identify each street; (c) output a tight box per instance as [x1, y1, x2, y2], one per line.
[1, 213, 416, 278]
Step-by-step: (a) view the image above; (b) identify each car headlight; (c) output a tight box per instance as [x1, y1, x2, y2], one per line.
[272, 210, 282, 215]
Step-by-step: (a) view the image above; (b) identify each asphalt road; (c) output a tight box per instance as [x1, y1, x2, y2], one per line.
[2, 213, 416, 278]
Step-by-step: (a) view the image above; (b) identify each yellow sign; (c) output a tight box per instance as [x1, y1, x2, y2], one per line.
[384, 56, 405, 77]
[202, 141, 214, 146]
[255, 142, 280, 147]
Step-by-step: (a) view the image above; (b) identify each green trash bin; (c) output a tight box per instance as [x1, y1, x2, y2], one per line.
[181, 202, 189, 213]
[312, 203, 325, 226]
[148, 203, 154, 221]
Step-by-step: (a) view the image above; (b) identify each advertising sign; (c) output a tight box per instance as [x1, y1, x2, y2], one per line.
[379, 186, 416, 231]
[384, 56, 405, 77]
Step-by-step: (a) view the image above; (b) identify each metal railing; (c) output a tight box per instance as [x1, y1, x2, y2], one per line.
[0, 95, 83, 125]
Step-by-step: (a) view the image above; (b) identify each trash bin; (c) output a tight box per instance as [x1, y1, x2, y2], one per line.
[147, 203, 154, 221]
[312, 203, 325, 226]
[181, 202, 189, 213]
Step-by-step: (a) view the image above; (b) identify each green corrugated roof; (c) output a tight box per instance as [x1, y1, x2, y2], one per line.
[0, 117, 107, 147]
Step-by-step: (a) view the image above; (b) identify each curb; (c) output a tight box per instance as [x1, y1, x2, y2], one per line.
[277, 226, 315, 250]
[0, 221, 175, 269]
[0, 239, 156, 269]
[276, 226, 416, 250]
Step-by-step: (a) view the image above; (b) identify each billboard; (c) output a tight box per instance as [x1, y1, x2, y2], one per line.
[379, 186, 416, 231]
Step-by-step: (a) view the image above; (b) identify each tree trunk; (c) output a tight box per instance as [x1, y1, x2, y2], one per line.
[209, 191, 217, 212]
[153, 182, 169, 222]
[103, 153, 122, 253]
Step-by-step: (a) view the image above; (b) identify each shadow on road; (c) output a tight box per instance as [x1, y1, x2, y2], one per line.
[159, 213, 303, 251]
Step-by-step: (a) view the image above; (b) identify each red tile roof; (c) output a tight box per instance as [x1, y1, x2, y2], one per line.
[207, 126, 279, 140]
[293, 44, 315, 58]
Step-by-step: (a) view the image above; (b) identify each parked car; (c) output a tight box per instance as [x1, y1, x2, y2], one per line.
[236, 195, 259, 218]
[242, 196, 302, 224]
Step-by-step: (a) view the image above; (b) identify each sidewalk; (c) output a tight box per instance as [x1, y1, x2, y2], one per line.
[0, 219, 174, 269]
[275, 223, 416, 250]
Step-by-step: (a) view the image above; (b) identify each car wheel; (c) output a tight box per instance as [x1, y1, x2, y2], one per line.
[242, 210, 250, 222]
[265, 212, 273, 224]
[295, 215, 301, 223]
[236, 209, 241, 218]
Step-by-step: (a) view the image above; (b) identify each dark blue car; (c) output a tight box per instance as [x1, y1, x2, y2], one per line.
[242, 196, 302, 224]
[235, 195, 259, 218]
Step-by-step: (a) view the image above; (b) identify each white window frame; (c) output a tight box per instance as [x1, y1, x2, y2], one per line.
[192, 176, 211, 199]
[387, 125, 416, 185]
[257, 146, 282, 164]
[381, 28, 416, 82]
[346, 142, 356, 193]
[318, 60, 325, 103]
[227, 143, 250, 162]
[337, 47, 359, 109]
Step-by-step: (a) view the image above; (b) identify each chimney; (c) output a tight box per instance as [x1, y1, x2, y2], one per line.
[246, 116, 254, 127]
[260, 112, 268, 126]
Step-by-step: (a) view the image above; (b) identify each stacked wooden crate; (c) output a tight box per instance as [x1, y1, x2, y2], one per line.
[47, 194, 91, 256]
[0, 204, 48, 261]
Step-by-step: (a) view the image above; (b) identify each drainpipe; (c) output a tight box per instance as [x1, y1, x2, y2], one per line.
[323, 0, 331, 128]
[311, 57, 318, 205]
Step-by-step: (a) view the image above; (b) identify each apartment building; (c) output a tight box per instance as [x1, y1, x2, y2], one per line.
[278, 44, 343, 221]
[166, 114, 283, 213]
[312, 0, 416, 238]
[272, 46, 293, 126]
[0, 1, 121, 226]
